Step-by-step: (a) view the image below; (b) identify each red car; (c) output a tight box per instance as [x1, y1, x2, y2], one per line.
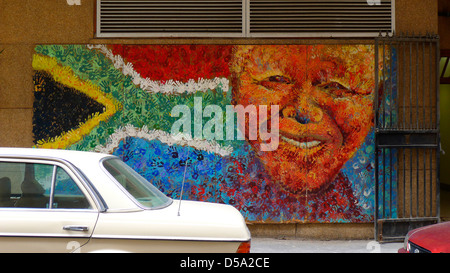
[399, 221, 450, 253]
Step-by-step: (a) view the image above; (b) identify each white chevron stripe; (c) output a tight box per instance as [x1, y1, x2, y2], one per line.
[95, 124, 233, 156]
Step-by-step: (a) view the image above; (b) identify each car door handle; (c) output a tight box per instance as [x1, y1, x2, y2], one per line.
[63, 225, 89, 232]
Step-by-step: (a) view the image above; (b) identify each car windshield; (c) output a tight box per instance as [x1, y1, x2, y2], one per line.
[102, 158, 172, 209]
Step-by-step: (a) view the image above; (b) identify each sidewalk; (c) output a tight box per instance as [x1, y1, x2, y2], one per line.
[251, 238, 403, 253]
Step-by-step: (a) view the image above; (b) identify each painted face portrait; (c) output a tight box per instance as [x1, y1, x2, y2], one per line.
[231, 45, 376, 196]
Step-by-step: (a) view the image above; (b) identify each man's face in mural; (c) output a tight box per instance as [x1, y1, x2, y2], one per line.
[231, 45, 375, 195]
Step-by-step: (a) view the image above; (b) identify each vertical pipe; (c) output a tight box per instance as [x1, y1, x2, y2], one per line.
[396, 41, 400, 130]
[423, 148, 426, 217]
[382, 148, 386, 219]
[389, 148, 393, 218]
[382, 39, 386, 129]
[430, 147, 433, 216]
[416, 42, 420, 130]
[410, 147, 413, 218]
[397, 147, 400, 217]
[409, 43, 413, 130]
[403, 42, 407, 129]
[429, 41, 434, 217]
[436, 37, 441, 219]
[430, 41, 433, 130]
[374, 37, 380, 240]
[388, 41, 393, 217]
[416, 148, 419, 217]
[389, 41, 393, 128]
[403, 148, 406, 217]
[423, 41, 426, 129]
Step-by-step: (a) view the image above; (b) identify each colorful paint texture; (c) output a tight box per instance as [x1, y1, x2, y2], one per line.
[32, 44, 394, 223]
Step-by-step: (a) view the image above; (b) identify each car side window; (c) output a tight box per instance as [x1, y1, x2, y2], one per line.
[53, 167, 91, 209]
[0, 161, 91, 209]
[0, 162, 52, 208]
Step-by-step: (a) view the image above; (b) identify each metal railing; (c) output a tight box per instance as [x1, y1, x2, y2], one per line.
[374, 33, 440, 242]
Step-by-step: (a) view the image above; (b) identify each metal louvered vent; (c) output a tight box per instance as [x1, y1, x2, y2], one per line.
[96, 0, 394, 38]
[249, 0, 393, 37]
[97, 0, 244, 37]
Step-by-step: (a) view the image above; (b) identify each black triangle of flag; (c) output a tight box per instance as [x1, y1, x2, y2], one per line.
[32, 70, 106, 144]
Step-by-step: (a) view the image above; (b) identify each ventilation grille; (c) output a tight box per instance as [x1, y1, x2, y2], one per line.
[98, 0, 243, 37]
[96, 0, 394, 38]
[249, 0, 393, 36]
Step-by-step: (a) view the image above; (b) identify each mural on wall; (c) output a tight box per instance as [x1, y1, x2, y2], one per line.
[32, 44, 394, 223]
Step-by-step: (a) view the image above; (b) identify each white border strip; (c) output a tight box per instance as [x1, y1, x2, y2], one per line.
[95, 125, 233, 156]
[87, 44, 229, 95]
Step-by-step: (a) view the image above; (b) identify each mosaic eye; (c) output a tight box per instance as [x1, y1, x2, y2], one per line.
[266, 75, 292, 84]
[258, 75, 293, 90]
[318, 81, 354, 97]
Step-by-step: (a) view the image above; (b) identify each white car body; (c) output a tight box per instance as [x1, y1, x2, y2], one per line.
[0, 148, 251, 253]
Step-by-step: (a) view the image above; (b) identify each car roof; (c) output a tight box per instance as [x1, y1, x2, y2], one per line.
[0, 147, 114, 166]
[0, 147, 141, 210]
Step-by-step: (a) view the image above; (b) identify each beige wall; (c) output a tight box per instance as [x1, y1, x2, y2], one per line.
[0, 0, 93, 146]
[396, 0, 438, 35]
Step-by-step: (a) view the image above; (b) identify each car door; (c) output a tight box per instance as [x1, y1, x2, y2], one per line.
[0, 159, 99, 253]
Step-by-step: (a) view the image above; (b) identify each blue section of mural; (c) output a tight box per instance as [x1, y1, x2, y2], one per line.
[112, 133, 377, 222]
[376, 47, 399, 219]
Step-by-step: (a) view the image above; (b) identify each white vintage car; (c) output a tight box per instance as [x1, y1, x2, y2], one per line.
[0, 148, 251, 253]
